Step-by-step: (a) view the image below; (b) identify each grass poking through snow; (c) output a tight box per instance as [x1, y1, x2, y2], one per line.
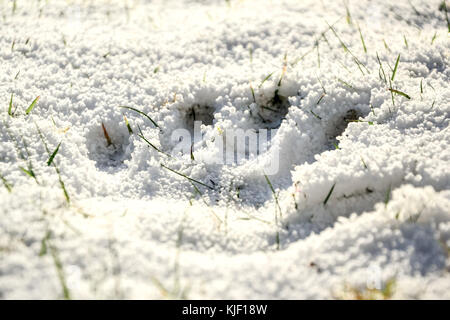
[25, 96, 40, 115]
[36, 124, 70, 204]
[161, 163, 214, 190]
[391, 54, 400, 81]
[323, 183, 336, 205]
[119, 106, 159, 128]
[264, 173, 283, 250]
[137, 125, 171, 157]
[0, 173, 12, 192]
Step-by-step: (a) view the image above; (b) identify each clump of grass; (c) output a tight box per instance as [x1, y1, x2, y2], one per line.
[335, 279, 396, 300]
[291, 17, 342, 67]
[326, 22, 369, 75]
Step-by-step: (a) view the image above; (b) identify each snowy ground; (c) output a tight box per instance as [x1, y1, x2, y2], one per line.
[0, 0, 449, 299]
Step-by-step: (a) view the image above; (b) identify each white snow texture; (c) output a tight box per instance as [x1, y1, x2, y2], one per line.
[0, 0, 449, 299]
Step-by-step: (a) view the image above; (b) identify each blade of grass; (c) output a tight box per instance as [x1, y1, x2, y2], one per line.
[264, 173, 282, 218]
[123, 115, 133, 134]
[258, 72, 274, 88]
[264, 173, 282, 250]
[326, 21, 369, 74]
[190, 181, 221, 223]
[49, 243, 71, 300]
[360, 156, 368, 169]
[356, 22, 367, 53]
[101, 122, 113, 147]
[47, 142, 62, 166]
[385, 184, 391, 207]
[250, 84, 256, 103]
[344, 0, 352, 25]
[376, 52, 387, 84]
[8, 93, 13, 116]
[310, 110, 322, 120]
[323, 183, 336, 205]
[431, 31, 437, 44]
[0, 173, 12, 192]
[35, 123, 70, 204]
[25, 96, 40, 115]
[391, 54, 400, 81]
[20, 166, 36, 179]
[161, 163, 214, 190]
[388, 88, 411, 99]
[119, 106, 159, 128]
[137, 125, 171, 157]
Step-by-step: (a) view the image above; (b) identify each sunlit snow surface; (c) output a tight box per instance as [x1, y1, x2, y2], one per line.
[0, 0, 449, 299]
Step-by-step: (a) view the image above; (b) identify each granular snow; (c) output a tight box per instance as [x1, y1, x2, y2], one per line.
[0, 0, 449, 299]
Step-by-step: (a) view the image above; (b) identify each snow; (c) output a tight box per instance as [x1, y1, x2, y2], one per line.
[0, 0, 449, 299]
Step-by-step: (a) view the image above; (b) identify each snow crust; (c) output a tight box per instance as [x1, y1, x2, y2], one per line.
[0, 0, 449, 299]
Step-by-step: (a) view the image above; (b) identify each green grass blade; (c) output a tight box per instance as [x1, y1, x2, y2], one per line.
[389, 88, 411, 99]
[137, 125, 171, 157]
[25, 96, 40, 115]
[47, 142, 61, 166]
[258, 72, 274, 88]
[8, 93, 13, 116]
[357, 23, 367, 53]
[391, 54, 400, 81]
[264, 173, 282, 217]
[49, 243, 71, 300]
[123, 115, 133, 134]
[119, 106, 159, 128]
[20, 166, 36, 179]
[323, 183, 336, 205]
[161, 163, 214, 190]
[0, 173, 12, 192]
[385, 184, 391, 207]
[250, 85, 256, 103]
[58, 172, 70, 204]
